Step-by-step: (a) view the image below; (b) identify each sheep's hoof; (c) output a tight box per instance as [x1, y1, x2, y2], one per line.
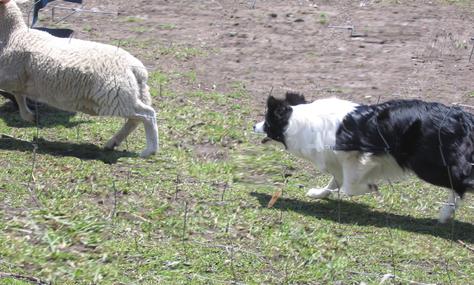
[368, 184, 379, 192]
[140, 148, 157, 158]
[104, 140, 118, 150]
[21, 112, 36, 123]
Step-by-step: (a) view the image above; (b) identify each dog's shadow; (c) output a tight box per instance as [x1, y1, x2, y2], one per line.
[0, 99, 88, 128]
[250, 192, 474, 243]
[0, 135, 137, 164]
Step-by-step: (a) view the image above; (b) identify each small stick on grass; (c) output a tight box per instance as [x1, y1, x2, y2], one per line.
[28, 143, 42, 208]
[182, 201, 189, 241]
[469, 37, 474, 62]
[0, 272, 50, 285]
[225, 218, 230, 234]
[221, 182, 228, 202]
[109, 180, 118, 220]
[182, 201, 189, 262]
[283, 256, 289, 284]
[34, 101, 40, 138]
[458, 240, 474, 253]
[174, 174, 180, 201]
[267, 191, 282, 208]
[228, 242, 237, 283]
[1, 134, 32, 142]
[280, 167, 290, 223]
[75, 113, 83, 142]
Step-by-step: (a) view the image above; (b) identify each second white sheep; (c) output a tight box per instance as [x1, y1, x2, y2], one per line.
[0, 0, 158, 157]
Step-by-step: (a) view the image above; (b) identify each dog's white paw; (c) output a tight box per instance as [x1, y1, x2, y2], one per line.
[306, 188, 333, 199]
[438, 205, 455, 224]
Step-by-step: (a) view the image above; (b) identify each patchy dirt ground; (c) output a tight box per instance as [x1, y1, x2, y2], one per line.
[1, 1, 474, 283]
[32, 0, 474, 107]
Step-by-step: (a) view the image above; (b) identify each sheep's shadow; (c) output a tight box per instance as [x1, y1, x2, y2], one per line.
[0, 96, 88, 128]
[0, 135, 136, 164]
[250, 192, 474, 243]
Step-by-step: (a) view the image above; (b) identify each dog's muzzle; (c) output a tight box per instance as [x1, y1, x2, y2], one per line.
[253, 121, 265, 133]
[253, 121, 271, 143]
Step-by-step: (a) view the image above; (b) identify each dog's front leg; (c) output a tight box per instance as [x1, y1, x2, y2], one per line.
[306, 176, 339, 199]
[439, 191, 462, 223]
[339, 158, 378, 196]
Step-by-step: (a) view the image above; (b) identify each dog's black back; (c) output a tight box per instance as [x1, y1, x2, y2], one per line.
[335, 99, 474, 196]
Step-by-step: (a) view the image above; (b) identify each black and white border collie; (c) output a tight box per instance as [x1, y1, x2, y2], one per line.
[254, 92, 474, 223]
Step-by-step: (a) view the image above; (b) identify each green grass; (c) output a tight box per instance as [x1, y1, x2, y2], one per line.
[82, 25, 93, 33]
[381, 0, 472, 5]
[0, 71, 473, 284]
[131, 26, 153, 34]
[124, 16, 144, 23]
[156, 45, 207, 61]
[149, 70, 169, 86]
[318, 12, 329, 25]
[107, 40, 208, 62]
[442, 0, 472, 4]
[158, 24, 177, 30]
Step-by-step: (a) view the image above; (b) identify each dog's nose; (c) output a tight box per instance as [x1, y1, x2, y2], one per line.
[253, 124, 256, 131]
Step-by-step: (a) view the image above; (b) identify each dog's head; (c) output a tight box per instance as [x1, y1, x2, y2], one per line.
[254, 92, 307, 146]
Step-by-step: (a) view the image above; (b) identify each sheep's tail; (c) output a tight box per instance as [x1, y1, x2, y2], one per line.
[131, 65, 152, 106]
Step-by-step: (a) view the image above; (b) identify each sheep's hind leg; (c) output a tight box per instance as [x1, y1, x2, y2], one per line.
[104, 119, 140, 150]
[14, 93, 35, 123]
[132, 102, 159, 158]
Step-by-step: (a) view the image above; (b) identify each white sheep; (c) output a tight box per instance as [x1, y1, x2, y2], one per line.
[0, 0, 158, 157]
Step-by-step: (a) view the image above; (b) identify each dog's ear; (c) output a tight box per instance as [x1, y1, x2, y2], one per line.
[267, 95, 281, 108]
[285, 92, 307, 106]
[267, 96, 291, 118]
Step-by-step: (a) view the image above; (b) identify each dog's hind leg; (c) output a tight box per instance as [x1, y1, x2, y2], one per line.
[439, 190, 462, 223]
[306, 176, 340, 199]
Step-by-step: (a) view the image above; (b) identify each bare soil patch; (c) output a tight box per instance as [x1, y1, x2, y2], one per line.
[33, 0, 474, 107]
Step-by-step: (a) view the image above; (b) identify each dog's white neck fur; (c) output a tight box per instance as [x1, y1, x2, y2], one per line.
[284, 98, 405, 188]
[285, 98, 358, 157]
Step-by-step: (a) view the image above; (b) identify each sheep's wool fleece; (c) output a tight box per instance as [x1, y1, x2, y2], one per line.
[0, 1, 151, 116]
